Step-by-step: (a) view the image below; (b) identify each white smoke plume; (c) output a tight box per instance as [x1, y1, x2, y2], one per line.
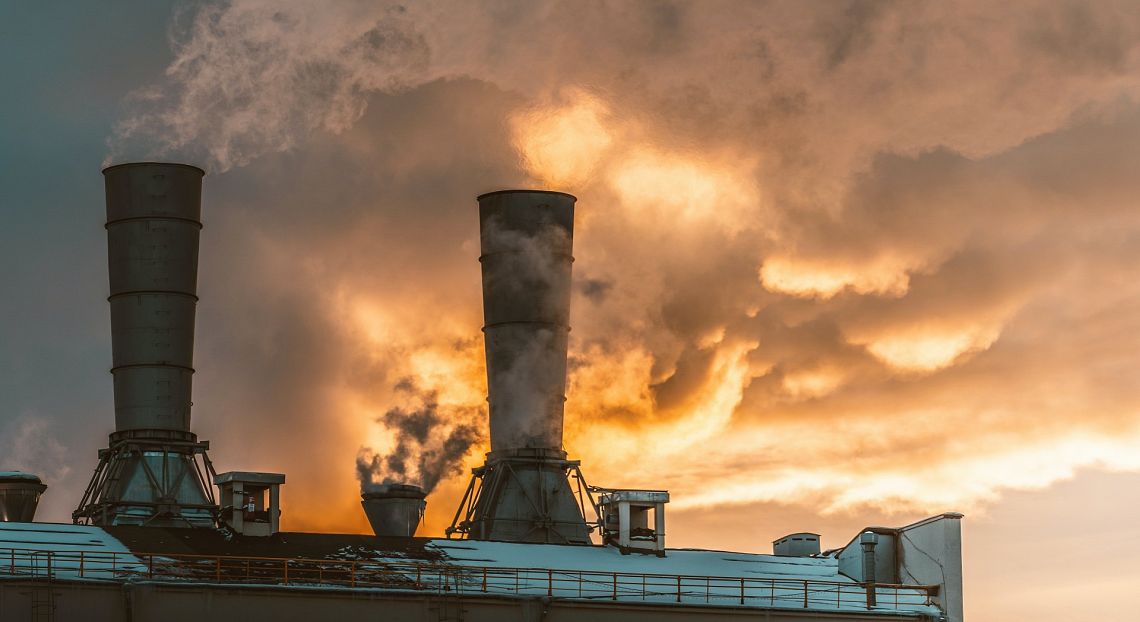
[105, 0, 1140, 528]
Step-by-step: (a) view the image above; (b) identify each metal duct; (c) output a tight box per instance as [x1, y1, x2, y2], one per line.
[0, 473, 47, 522]
[361, 484, 426, 538]
[73, 163, 218, 528]
[478, 190, 575, 452]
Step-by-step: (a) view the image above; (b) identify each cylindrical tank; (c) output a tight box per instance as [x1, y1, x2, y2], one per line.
[361, 484, 426, 537]
[0, 472, 47, 522]
[103, 163, 204, 438]
[477, 190, 575, 452]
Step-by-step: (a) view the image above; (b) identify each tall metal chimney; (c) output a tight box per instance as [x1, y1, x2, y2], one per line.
[74, 162, 218, 528]
[447, 190, 591, 544]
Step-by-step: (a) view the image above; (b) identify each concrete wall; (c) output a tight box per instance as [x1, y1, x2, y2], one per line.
[0, 580, 936, 622]
[897, 514, 963, 622]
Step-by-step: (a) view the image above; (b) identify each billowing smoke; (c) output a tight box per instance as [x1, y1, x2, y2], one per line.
[356, 379, 482, 494]
[94, 0, 1140, 534]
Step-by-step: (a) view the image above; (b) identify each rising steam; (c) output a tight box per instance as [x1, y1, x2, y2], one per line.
[101, 0, 1140, 529]
[356, 379, 482, 494]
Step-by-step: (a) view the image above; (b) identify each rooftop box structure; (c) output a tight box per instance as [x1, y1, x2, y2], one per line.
[774, 532, 821, 557]
[215, 471, 284, 537]
[598, 489, 669, 557]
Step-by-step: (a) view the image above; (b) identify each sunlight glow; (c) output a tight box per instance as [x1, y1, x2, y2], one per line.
[861, 325, 1001, 372]
[759, 256, 913, 298]
[510, 89, 613, 189]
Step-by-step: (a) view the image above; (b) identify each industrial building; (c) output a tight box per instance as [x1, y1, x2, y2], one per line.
[0, 163, 964, 621]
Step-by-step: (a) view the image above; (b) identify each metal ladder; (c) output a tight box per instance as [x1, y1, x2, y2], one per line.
[28, 551, 55, 622]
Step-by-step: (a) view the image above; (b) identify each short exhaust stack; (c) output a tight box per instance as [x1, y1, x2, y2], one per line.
[0, 473, 47, 522]
[362, 484, 426, 538]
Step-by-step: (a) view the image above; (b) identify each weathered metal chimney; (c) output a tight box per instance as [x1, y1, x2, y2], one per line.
[361, 484, 427, 537]
[73, 162, 218, 528]
[0, 473, 47, 522]
[447, 190, 591, 544]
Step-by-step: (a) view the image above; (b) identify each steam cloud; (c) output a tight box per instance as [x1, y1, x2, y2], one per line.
[98, 0, 1140, 532]
[356, 379, 482, 494]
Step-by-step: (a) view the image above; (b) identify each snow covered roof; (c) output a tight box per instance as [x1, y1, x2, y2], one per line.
[430, 538, 839, 580]
[0, 524, 940, 617]
[426, 539, 939, 615]
[0, 471, 43, 483]
[0, 521, 144, 580]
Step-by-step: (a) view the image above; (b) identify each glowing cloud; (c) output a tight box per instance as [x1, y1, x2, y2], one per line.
[858, 324, 1002, 373]
[510, 90, 613, 189]
[759, 256, 914, 299]
[782, 366, 848, 399]
[609, 149, 760, 231]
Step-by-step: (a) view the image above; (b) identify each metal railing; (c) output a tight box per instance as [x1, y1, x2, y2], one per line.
[0, 547, 937, 611]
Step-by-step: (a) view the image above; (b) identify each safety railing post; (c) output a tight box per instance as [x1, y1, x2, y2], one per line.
[547, 569, 553, 597]
[482, 567, 487, 593]
[612, 572, 618, 601]
[351, 561, 356, 588]
[803, 580, 809, 608]
[283, 559, 289, 585]
[740, 578, 745, 605]
[676, 576, 682, 603]
[79, 551, 84, 578]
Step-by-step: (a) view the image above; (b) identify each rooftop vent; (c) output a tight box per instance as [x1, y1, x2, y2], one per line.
[0, 472, 47, 522]
[773, 532, 821, 557]
[362, 484, 426, 538]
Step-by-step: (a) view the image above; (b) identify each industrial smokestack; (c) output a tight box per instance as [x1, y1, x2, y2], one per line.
[74, 163, 218, 528]
[478, 190, 575, 452]
[447, 190, 590, 545]
[105, 162, 203, 437]
[0, 473, 47, 522]
[361, 484, 427, 538]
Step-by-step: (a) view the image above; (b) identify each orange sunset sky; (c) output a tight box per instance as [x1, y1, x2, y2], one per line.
[3, 2, 1140, 620]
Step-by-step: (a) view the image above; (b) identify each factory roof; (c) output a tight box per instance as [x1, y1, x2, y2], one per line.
[0, 522, 940, 617]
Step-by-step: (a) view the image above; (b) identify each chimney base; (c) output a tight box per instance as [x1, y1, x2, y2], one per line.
[447, 452, 592, 545]
[73, 435, 217, 528]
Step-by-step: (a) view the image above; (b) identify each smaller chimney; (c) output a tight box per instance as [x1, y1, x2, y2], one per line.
[0, 473, 47, 522]
[361, 484, 426, 537]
